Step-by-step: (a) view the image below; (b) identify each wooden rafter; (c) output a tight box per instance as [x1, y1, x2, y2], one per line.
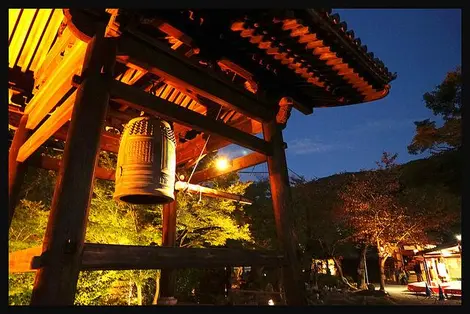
[116, 34, 274, 122]
[25, 40, 86, 130]
[109, 80, 272, 156]
[17, 91, 76, 162]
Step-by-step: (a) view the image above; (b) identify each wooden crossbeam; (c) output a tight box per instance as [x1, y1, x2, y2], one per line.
[109, 80, 272, 156]
[17, 92, 76, 163]
[116, 34, 274, 122]
[10, 106, 263, 167]
[176, 118, 262, 167]
[9, 244, 285, 273]
[9, 246, 42, 273]
[81, 244, 285, 270]
[190, 152, 267, 184]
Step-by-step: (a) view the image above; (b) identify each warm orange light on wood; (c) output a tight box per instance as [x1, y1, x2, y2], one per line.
[29, 9, 64, 72]
[19, 9, 52, 72]
[25, 40, 85, 129]
[18, 92, 76, 162]
[8, 9, 22, 41]
[9, 9, 36, 68]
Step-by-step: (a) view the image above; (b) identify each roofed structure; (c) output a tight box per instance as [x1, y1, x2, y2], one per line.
[9, 9, 396, 168]
[8, 8, 396, 306]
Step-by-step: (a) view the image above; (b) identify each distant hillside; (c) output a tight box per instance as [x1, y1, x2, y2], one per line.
[300, 150, 461, 243]
[306, 150, 461, 196]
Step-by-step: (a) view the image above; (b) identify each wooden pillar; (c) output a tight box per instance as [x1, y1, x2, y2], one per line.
[30, 25, 115, 305]
[159, 194, 177, 303]
[262, 119, 306, 306]
[8, 114, 31, 229]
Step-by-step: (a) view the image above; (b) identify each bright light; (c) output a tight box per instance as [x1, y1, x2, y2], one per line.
[456, 234, 461, 241]
[268, 299, 274, 306]
[413, 249, 419, 253]
[215, 157, 230, 171]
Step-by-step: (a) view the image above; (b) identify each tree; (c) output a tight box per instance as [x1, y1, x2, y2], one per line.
[339, 152, 437, 291]
[9, 149, 255, 305]
[290, 176, 355, 286]
[173, 153, 254, 303]
[244, 179, 278, 251]
[408, 66, 462, 155]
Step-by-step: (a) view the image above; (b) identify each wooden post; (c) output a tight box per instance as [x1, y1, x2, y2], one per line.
[159, 194, 177, 303]
[9, 114, 31, 229]
[30, 25, 115, 305]
[263, 119, 306, 306]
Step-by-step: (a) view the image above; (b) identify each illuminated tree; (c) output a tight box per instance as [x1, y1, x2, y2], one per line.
[339, 152, 456, 291]
[9, 151, 254, 305]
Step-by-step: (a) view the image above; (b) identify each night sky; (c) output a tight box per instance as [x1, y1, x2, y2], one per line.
[221, 9, 461, 181]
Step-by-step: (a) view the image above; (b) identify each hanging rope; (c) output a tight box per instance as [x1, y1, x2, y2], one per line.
[186, 105, 224, 185]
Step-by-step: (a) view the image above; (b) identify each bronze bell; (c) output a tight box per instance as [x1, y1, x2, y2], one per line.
[114, 116, 176, 204]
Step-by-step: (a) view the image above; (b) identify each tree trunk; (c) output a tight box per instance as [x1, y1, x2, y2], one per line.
[332, 257, 344, 280]
[378, 255, 388, 291]
[137, 283, 143, 306]
[333, 257, 357, 290]
[152, 271, 161, 305]
[357, 244, 368, 290]
[128, 280, 132, 305]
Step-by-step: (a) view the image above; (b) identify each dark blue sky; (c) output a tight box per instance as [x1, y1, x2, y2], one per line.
[222, 9, 461, 181]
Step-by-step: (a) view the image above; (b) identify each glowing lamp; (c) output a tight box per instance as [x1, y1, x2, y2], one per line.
[456, 234, 461, 241]
[215, 157, 230, 171]
[268, 299, 274, 306]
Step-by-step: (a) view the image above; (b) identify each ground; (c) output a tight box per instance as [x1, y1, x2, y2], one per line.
[384, 284, 461, 306]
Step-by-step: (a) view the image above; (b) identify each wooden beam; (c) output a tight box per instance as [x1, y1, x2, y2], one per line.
[9, 246, 42, 273]
[25, 41, 86, 130]
[109, 80, 272, 156]
[263, 119, 307, 306]
[11, 243, 285, 273]
[190, 152, 267, 184]
[176, 118, 263, 167]
[30, 26, 114, 306]
[12, 245, 285, 273]
[81, 243, 286, 270]
[174, 182, 252, 205]
[116, 34, 274, 122]
[9, 114, 31, 229]
[160, 196, 177, 299]
[17, 92, 76, 163]
[162, 199, 177, 249]
[10, 106, 263, 167]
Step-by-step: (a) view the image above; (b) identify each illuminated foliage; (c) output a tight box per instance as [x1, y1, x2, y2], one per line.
[339, 152, 458, 290]
[9, 150, 253, 305]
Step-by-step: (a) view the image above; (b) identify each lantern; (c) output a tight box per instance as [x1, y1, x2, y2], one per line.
[114, 116, 176, 204]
